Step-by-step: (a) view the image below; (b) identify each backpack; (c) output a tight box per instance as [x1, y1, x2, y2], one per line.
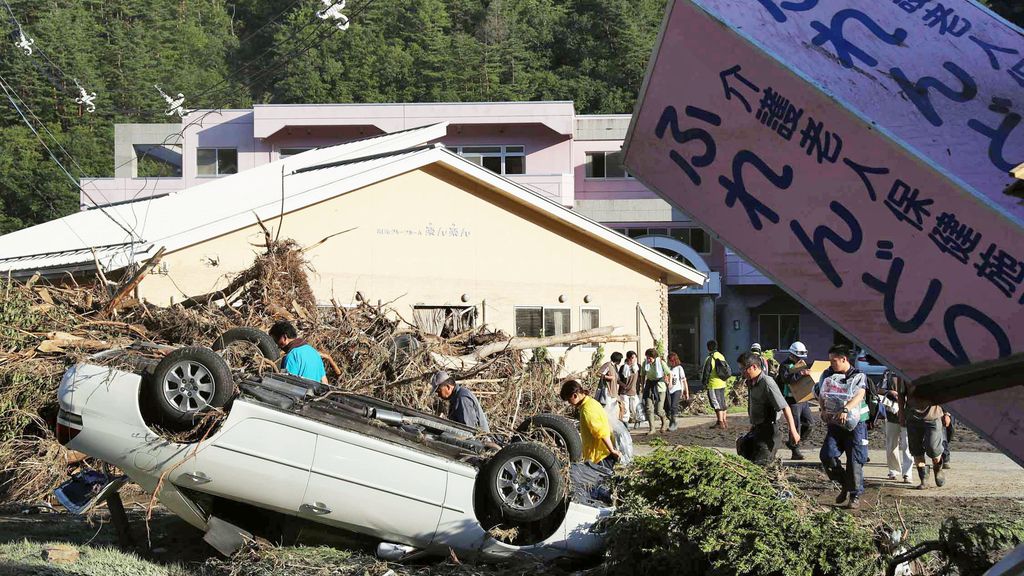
[713, 355, 732, 380]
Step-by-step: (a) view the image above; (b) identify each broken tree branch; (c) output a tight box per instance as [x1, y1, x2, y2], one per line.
[104, 247, 166, 315]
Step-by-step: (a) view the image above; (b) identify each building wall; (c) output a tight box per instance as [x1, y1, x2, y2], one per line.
[137, 166, 669, 371]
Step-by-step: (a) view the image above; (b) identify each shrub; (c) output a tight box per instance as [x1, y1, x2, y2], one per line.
[606, 446, 880, 576]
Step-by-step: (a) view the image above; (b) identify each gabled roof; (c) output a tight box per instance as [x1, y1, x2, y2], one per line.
[0, 123, 706, 287]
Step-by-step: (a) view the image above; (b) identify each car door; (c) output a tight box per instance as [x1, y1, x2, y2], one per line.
[301, 431, 447, 547]
[184, 417, 316, 514]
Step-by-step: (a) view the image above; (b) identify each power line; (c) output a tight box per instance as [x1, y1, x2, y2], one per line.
[0, 73, 140, 241]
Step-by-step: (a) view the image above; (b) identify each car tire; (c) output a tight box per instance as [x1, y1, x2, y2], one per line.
[145, 347, 234, 430]
[212, 327, 280, 361]
[515, 414, 583, 463]
[483, 442, 565, 523]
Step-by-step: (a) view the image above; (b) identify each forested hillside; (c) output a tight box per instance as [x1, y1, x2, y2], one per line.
[0, 0, 1019, 233]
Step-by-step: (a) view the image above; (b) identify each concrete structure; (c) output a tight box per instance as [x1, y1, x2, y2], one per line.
[2, 124, 705, 372]
[76, 101, 842, 368]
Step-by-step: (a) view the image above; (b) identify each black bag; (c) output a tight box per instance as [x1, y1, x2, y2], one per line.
[714, 356, 732, 380]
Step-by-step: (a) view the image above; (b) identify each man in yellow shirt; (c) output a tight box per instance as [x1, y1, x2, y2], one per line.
[560, 380, 622, 469]
[701, 339, 731, 430]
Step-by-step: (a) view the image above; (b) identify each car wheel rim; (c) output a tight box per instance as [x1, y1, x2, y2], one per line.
[162, 360, 216, 413]
[495, 455, 549, 511]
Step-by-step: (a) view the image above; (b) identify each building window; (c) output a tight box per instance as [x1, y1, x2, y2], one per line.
[515, 306, 571, 337]
[134, 144, 182, 178]
[197, 148, 238, 177]
[544, 308, 571, 337]
[585, 151, 632, 179]
[413, 305, 476, 338]
[670, 228, 712, 254]
[580, 308, 600, 331]
[448, 145, 525, 175]
[621, 227, 712, 255]
[280, 147, 313, 159]
[758, 314, 800, 352]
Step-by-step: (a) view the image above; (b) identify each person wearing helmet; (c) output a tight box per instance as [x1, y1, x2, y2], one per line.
[777, 341, 812, 460]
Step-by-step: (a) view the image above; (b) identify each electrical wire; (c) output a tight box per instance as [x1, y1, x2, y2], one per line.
[0, 74, 134, 247]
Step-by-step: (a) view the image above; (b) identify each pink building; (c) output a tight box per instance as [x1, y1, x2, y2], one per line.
[81, 101, 841, 369]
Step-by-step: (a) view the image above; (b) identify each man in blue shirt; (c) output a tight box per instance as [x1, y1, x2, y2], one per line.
[269, 320, 327, 383]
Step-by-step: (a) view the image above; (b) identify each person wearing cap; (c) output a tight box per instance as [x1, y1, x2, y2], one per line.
[815, 344, 870, 510]
[431, 370, 490, 432]
[777, 341, 813, 460]
[748, 343, 769, 374]
[735, 351, 800, 465]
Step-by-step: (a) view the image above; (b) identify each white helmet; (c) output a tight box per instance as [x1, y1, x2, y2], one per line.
[788, 341, 808, 358]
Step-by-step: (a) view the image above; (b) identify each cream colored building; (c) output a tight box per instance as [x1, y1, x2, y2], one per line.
[0, 124, 705, 370]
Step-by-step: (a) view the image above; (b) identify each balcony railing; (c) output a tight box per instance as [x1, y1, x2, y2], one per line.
[505, 173, 574, 206]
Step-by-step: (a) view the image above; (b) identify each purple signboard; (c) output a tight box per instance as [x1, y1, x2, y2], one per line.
[623, 0, 1024, 464]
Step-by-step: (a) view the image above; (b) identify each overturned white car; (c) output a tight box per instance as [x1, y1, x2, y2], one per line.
[55, 330, 610, 562]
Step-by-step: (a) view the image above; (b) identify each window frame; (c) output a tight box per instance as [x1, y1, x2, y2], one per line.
[623, 226, 713, 256]
[579, 307, 601, 347]
[196, 147, 238, 177]
[543, 307, 572, 338]
[448, 145, 526, 175]
[757, 313, 801, 352]
[514, 305, 544, 338]
[584, 150, 634, 180]
[514, 305, 573, 338]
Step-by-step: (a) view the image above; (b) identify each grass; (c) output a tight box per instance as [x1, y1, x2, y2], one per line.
[0, 540, 188, 576]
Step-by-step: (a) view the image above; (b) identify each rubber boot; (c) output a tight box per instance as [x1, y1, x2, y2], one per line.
[934, 462, 946, 487]
[790, 444, 805, 461]
[916, 465, 929, 490]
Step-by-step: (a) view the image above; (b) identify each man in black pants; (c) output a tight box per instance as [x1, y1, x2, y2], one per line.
[736, 352, 801, 466]
[777, 341, 813, 460]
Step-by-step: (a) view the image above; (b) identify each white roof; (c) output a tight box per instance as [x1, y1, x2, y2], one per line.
[0, 123, 706, 287]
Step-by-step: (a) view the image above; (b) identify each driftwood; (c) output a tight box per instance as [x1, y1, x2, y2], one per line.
[431, 326, 633, 370]
[104, 247, 166, 315]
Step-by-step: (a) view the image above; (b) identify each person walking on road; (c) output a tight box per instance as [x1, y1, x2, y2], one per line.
[879, 370, 912, 483]
[431, 370, 490, 433]
[777, 341, 812, 460]
[619, 351, 642, 428]
[701, 340, 731, 430]
[270, 320, 328, 384]
[736, 352, 800, 466]
[641, 349, 670, 433]
[597, 352, 623, 419]
[816, 344, 870, 510]
[898, 379, 949, 490]
[665, 352, 689, 431]
[560, 380, 621, 469]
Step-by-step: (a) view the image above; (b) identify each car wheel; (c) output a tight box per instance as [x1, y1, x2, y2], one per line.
[484, 443, 565, 523]
[389, 333, 420, 365]
[515, 414, 583, 463]
[212, 327, 280, 361]
[145, 347, 234, 430]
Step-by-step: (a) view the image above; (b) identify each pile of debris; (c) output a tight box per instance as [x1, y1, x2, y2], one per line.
[0, 237, 616, 504]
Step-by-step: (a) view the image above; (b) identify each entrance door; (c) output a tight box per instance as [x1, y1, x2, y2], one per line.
[669, 314, 698, 365]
